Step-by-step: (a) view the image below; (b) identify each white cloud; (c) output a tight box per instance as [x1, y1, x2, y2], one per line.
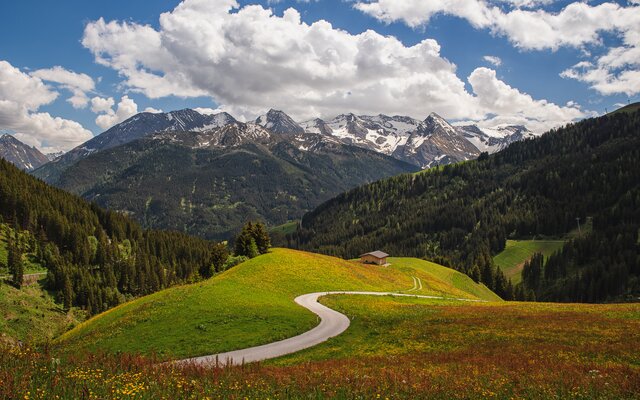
[80, 0, 584, 132]
[92, 95, 139, 130]
[144, 106, 163, 113]
[483, 55, 502, 67]
[0, 60, 93, 152]
[90, 96, 115, 114]
[31, 66, 95, 108]
[468, 67, 588, 132]
[355, 1, 640, 95]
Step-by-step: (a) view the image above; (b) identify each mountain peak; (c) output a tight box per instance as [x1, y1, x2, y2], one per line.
[0, 134, 49, 171]
[256, 109, 304, 135]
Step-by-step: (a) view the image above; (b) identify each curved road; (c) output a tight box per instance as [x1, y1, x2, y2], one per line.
[177, 283, 484, 367]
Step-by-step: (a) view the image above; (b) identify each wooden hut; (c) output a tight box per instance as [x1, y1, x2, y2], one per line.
[359, 251, 389, 265]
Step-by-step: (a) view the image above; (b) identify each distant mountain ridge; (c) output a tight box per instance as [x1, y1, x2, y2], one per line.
[34, 107, 537, 181]
[0, 134, 49, 171]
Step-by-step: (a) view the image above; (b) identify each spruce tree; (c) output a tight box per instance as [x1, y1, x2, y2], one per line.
[8, 234, 24, 289]
[251, 222, 271, 254]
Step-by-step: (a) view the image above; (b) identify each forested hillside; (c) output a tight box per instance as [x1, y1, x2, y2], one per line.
[0, 159, 227, 315]
[290, 110, 640, 302]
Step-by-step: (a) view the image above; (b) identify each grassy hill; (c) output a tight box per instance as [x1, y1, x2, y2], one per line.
[56, 248, 498, 358]
[493, 240, 565, 284]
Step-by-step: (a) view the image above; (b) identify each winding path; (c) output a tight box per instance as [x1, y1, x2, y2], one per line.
[176, 279, 484, 367]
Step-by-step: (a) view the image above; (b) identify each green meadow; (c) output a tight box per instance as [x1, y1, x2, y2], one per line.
[493, 240, 565, 284]
[56, 248, 497, 358]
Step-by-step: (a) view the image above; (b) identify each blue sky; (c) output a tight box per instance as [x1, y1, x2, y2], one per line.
[0, 0, 638, 151]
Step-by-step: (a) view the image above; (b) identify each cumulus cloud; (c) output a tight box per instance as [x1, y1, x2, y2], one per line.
[354, 0, 640, 95]
[31, 66, 95, 108]
[144, 106, 163, 113]
[0, 60, 93, 152]
[92, 95, 139, 130]
[80, 0, 584, 131]
[483, 55, 502, 66]
[468, 67, 588, 131]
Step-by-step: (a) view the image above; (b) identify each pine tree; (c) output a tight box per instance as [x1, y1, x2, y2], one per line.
[470, 265, 481, 283]
[251, 222, 271, 254]
[63, 274, 73, 311]
[8, 234, 24, 289]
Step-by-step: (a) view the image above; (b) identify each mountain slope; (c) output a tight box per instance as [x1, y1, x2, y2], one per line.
[49, 122, 417, 239]
[290, 110, 640, 302]
[33, 109, 236, 182]
[0, 134, 49, 170]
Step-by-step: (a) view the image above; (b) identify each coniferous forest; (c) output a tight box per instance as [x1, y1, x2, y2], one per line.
[288, 110, 640, 302]
[0, 158, 228, 315]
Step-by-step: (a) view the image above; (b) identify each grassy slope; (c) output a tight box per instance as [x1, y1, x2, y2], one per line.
[56, 248, 498, 358]
[275, 295, 640, 366]
[493, 240, 564, 284]
[609, 101, 640, 115]
[269, 221, 298, 236]
[0, 281, 81, 344]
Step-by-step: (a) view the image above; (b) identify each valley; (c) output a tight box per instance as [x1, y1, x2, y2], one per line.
[2, 0, 640, 397]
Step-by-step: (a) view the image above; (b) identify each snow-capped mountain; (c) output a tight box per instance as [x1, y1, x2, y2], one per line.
[301, 113, 420, 156]
[151, 121, 273, 149]
[33, 106, 538, 184]
[255, 109, 305, 135]
[456, 124, 537, 153]
[302, 112, 480, 168]
[82, 109, 237, 154]
[45, 151, 65, 161]
[392, 113, 481, 168]
[33, 109, 237, 181]
[0, 134, 49, 171]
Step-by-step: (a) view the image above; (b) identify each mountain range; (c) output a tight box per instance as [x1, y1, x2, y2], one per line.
[34, 111, 417, 238]
[0, 134, 49, 171]
[24, 108, 538, 238]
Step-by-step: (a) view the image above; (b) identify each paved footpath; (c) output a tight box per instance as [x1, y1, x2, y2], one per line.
[177, 288, 484, 367]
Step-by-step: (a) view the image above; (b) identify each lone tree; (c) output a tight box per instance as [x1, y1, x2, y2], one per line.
[235, 221, 271, 258]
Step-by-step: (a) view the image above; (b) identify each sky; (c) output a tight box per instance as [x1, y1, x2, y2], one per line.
[0, 0, 638, 152]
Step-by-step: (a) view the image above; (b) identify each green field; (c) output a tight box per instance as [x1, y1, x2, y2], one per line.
[0, 280, 82, 344]
[493, 240, 565, 284]
[56, 248, 498, 358]
[269, 221, 299, 236]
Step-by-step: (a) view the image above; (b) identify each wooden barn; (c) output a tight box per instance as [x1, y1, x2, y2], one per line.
[359, 251, 389, 266]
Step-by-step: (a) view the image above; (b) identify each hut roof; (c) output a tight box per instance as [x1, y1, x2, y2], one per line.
[359, 251, 389, 259]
